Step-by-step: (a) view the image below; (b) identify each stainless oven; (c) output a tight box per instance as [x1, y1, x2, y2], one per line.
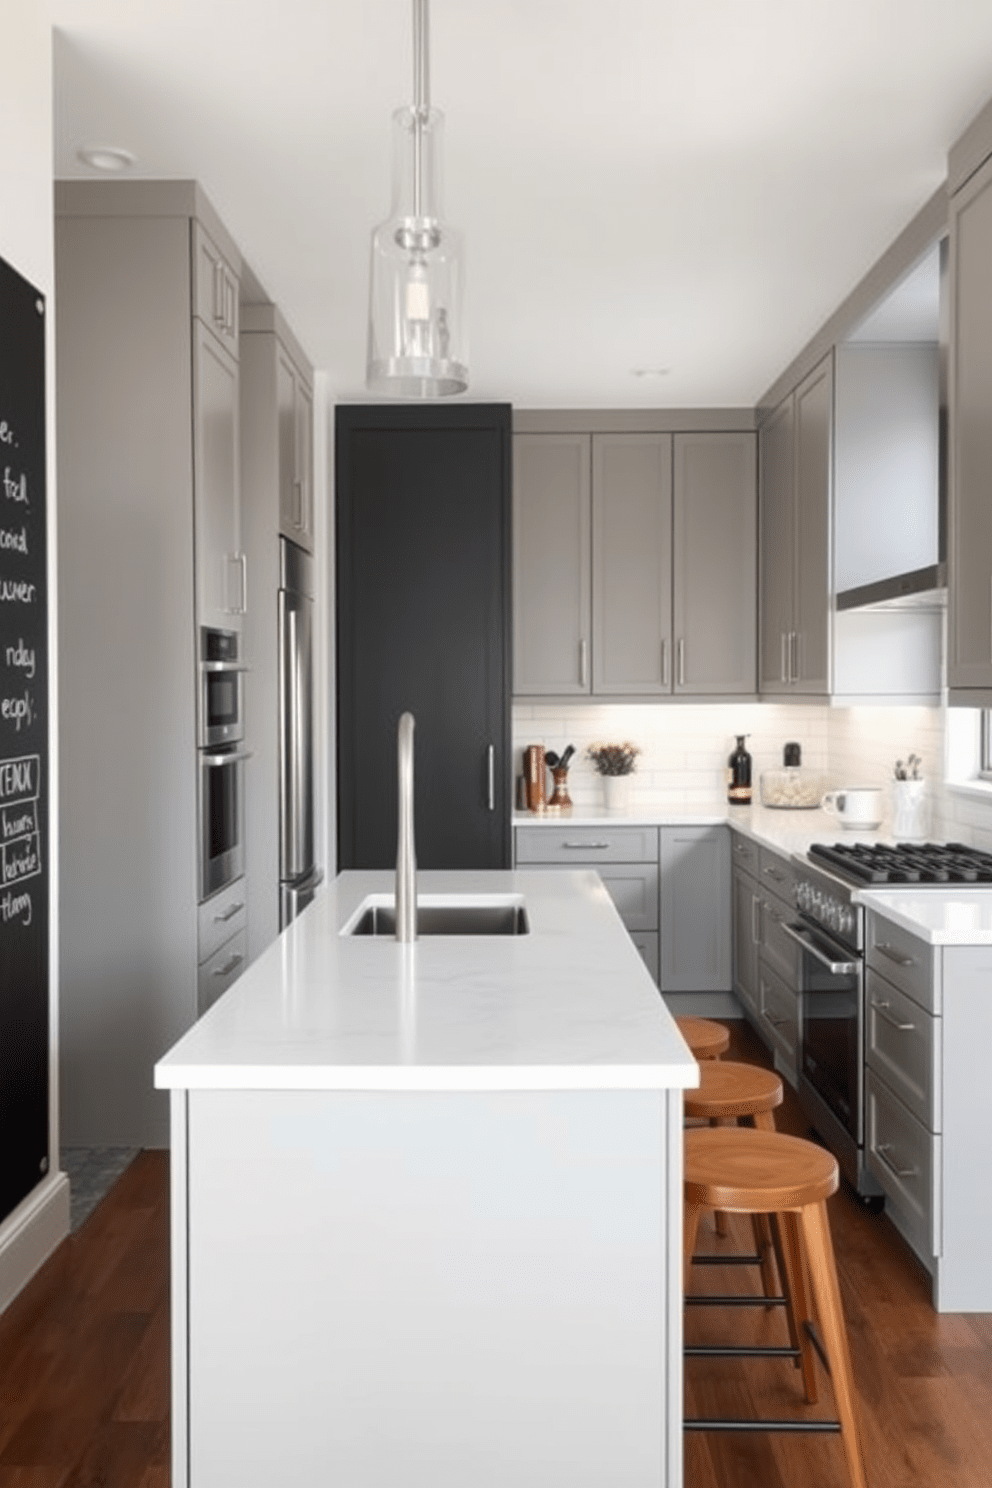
[789, 865, 882, 1202]
[199, 627, 247, 748]
[199, 743, 250, 901]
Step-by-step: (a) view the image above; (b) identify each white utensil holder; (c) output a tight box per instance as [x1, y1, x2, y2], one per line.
[891, 780, 929, 841]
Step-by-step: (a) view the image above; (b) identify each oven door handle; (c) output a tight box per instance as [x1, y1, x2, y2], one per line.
[782, 921, 860, 975]
[201, 660, 250, 674]
[201, 748, 254, 767]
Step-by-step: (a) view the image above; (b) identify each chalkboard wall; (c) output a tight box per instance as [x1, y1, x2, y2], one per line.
[0, 254, 49, 1224]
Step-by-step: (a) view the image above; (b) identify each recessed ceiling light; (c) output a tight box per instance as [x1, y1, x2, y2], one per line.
[76, 146, 136, 173]
[630, 367, 671, 379]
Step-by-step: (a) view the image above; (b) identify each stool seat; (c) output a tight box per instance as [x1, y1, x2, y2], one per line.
[684, 1061, 783, 1122]
[685, 1127, 839, 1212]
[676, 1015, 730, 1060]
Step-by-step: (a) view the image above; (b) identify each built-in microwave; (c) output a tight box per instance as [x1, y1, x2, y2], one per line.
[199, 627, 246, 748]
[199, 743, 250, 901]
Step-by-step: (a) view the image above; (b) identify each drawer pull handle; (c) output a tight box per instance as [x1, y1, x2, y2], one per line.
[871, 999, 915, 1032]
[213, 952, 243, 978]
[765, 1013, 790, 1030]
[751, 893, 761, 947]
[876, 1143, 917, 1180]
[875, 942, 916, 968]
[214, 901, 245, 923]
[562, 841, 610, 850]
[763, 865, 786, 882]
[734, 840, 750, 854]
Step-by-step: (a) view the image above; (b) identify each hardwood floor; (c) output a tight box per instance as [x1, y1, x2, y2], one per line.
[0, 1024, 989, 1486]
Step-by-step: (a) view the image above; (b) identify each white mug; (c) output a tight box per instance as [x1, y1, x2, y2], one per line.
[821, 787, 883, 830]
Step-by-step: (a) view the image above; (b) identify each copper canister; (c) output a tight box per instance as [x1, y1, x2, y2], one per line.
[524, 745, 546, 811]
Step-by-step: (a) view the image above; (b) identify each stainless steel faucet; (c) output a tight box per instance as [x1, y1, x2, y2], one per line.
[396, 712, 417, 941]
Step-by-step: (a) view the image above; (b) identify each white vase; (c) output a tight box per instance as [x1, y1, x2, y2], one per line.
[891, 779, 929, 841]
[602, 775, 631, 812]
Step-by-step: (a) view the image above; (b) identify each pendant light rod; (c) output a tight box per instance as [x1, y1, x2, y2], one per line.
[412, 0, 430, 220]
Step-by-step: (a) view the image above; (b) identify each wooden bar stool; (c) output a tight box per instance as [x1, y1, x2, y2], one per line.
[676, 1015, 730, 1061]
[684, 1060, 785, 1287]
[683, 1126, 868, 1488]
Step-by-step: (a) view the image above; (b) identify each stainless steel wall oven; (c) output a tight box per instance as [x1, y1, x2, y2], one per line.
[199, 626, 246, 748]
[199, 743, 249, 901]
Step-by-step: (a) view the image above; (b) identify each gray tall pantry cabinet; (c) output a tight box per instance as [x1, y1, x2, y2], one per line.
[512, 424, 756, 699]
[55, 181, 247, 1147]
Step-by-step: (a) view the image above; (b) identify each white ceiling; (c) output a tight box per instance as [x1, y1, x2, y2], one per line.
[50, 0, 992, 408]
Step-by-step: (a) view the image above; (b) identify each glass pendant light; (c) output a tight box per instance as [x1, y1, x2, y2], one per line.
[366, 0, 468, 397]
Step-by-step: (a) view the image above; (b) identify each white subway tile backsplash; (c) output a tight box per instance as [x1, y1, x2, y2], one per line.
[512, 697, 992, 843]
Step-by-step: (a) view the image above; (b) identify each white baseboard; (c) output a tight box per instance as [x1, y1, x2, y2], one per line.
[0, 1172, 71, 1314]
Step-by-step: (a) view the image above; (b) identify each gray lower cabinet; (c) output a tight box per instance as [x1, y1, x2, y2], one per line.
[949, 150, 992, 697]
[729, 832, 801, 1081]
[514, 825, 659, 983]
[658, 826, 731, 991]
[863, 912, 992, 1311]
[512, 424, 757, 700]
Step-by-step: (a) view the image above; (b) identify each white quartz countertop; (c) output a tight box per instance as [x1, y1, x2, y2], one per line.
[155, 869, 699, 1093]
[858, 888, 992, 945]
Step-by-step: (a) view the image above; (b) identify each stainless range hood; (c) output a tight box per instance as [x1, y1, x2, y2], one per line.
[833, 239, 947, 617]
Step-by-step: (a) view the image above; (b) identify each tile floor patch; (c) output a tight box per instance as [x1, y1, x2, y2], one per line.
[60, 1146, 140, 1231]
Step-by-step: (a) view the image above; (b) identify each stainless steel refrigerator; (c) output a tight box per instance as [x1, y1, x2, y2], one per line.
[279, 537, 322, 926]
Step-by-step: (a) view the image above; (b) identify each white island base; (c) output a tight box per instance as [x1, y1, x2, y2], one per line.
[158, 870, 696, 1487]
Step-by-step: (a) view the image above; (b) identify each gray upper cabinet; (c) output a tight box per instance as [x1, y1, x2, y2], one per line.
[513, 423, 756, 700]
[192, 219, 240, 358]
[592, 433, 672, 694]
[277, 342, 315, 553]
[512, 433, 592, 695]
[949, 152, 992, 696]
[673, 432, 757, 694]
[759, 353, 832, 696]
[193, 318, 243, 631]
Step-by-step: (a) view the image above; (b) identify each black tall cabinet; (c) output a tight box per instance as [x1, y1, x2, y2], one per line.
[336, 404, 512, 871]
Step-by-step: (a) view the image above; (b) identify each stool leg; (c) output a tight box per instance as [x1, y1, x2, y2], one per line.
[712, 1116, 733, 1236]
[797, 1200, 868, 1488]
[779, 1211, 818, 1404]
[683, 1201, 702, 1293]
[749, 1109, 780, 1302]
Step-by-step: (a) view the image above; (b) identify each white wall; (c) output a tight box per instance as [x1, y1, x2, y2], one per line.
[0, 5, 71, 1313]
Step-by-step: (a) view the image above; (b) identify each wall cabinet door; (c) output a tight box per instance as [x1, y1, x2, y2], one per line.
[512, 434, 591, 695]
[592, 433, 672, 694]
[759, 394, 795, 690]
[949, 154, 992, 692]
[277, 345, 314, 553]
[758, 354, 831, 695]
[792, 357, 832, 693]
[192, 219, 240, 359]
[193, 318, 243, 630]
[659, 826, 731, 992]
[673, 432, 756, 694]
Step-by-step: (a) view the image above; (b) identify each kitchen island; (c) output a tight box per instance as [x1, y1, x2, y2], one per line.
[155, 869, 698, 1488]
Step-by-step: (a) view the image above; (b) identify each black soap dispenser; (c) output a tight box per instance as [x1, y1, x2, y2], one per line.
[728, 734, 753, 806]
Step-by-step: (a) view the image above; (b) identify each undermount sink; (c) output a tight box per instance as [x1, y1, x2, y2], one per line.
[341, 894, 530, 938]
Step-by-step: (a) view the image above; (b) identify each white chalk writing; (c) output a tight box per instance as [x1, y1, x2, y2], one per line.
[0, 755, 39, 803]
[2, 467, 27, 504]
[0, 578, 36, 603]
[0, 421, 14, 447]
[4, 640, 34, 678]
[3, 833, 40, 884]
[1, 690, 33, 730]
[0, 525, 27, 554]
[0, 887, 32, 926]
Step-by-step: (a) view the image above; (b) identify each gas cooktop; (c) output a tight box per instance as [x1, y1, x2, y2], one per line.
[807, 841, 992, 887]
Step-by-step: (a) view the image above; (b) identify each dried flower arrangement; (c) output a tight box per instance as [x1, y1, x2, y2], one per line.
[587, 742, 640, 777]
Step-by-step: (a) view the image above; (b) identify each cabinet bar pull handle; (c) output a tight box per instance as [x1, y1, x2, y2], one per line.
[871, 999, 915, 1032]
[765, 1013, 790, 1030]
[875, 942, 916, 968]
[876, 1144, 917, 1180]
[678, 637, 685, 687]
[562, 841, 609, 849]
[763, 865, 786, 882]
[579, 638, 588, 688]
[294, 478, 304, 529]
[751, 893, 761, 947]
[487, 745, 495, 812]
[212, 260, 225, 326]
[661, 638, 669, 687]
[791, 630, 800, 683]
[214, 901, 245, 923]
[238, 553, 248, 614]
[213, 952, 244, 978]
[781, 631, 788, 684]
